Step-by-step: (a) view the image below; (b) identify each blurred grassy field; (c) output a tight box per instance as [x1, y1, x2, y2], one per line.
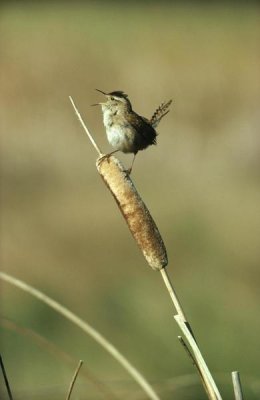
[1, 2, 260, 399]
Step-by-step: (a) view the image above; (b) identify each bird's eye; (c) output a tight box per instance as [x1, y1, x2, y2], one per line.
[110, 97, 115, 100]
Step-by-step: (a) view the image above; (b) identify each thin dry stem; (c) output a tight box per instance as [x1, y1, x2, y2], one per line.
[232, 371, 244, 400]
[178, 336, 199, 369]
[178, 336, 212, 399]
[69, 96, 102, 155]
[0, 271, 160, 400]
[160, 268, 187, 321]
[0, 355, 14, 400]
[66, 360, 83, 400]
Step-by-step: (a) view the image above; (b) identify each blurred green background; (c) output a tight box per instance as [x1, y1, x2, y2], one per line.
[1, 2, 260, 399]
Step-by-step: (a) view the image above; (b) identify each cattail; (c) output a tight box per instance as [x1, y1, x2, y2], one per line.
[69, 97, 223, 400]
[96, 155, 168, 271]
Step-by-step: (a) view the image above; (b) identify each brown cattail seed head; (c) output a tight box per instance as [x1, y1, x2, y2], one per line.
[96, 155, 168, 271]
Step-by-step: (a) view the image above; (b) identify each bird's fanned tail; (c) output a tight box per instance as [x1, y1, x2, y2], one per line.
[150, 99, 172, 128]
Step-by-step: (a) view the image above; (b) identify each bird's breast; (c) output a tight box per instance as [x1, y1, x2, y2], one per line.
[102, 108, 115, 128]
[106, 124, 136, 153]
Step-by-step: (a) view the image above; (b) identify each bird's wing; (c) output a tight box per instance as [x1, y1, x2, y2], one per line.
[129, 113, 157, 146]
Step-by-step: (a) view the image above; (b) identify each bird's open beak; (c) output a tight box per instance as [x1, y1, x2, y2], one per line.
[95, 89, 107, 96]
[92, 89, 107, 105]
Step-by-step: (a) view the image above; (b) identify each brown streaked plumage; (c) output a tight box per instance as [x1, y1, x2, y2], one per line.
[94, 89, 172, 173]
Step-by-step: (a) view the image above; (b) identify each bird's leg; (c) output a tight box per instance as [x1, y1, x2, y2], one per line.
[125, 153, 137, 175]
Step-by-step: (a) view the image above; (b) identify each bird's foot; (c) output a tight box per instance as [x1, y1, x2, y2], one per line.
[123, 167, 132, 175]
[97, 151, 118, 166]
[97, 151, 134, 176]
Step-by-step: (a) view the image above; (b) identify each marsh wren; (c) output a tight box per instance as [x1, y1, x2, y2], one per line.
[94, 89, 172, 173]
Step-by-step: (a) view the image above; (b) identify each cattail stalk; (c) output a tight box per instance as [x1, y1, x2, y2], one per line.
[69, 96, 223, 400]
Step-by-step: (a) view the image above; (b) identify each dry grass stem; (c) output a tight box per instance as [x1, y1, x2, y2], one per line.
[160, 268, 187, 321]
[178, 336, 213, 399]
[232, 371, 244, 400]
[97, 155, 168, 270]
[66, 360, 83, 400]
[0, 272, 160, 400]
[175, 315, 222, 400]
[0, 354, 14, 400]
[178, 336, 200, 369]
[69, 96, 102, 156]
